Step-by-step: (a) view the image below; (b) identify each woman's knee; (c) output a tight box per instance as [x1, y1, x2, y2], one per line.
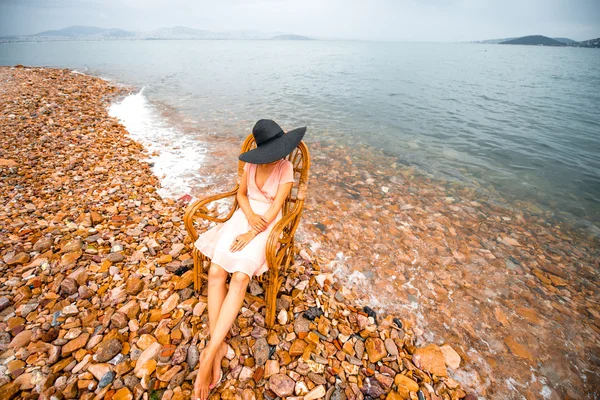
[208, 263, 227, 282]
[229, 272, 250, 290]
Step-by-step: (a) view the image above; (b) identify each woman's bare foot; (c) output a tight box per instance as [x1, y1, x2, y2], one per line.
[211, 342, 228, 388]
[193, 350, 213, 400]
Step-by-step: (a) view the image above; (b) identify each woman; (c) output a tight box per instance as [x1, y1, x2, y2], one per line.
[192, 119, 306, 400]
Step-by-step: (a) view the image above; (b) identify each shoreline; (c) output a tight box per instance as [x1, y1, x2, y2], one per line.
[0, 67, 474, 399]
[103, 69, 599, 398]
[127, 77, 600, 397]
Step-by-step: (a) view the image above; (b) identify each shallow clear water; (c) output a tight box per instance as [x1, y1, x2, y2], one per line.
[1, 40, 599, 229]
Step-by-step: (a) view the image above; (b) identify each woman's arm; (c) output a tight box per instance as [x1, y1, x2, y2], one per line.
[237, 168, 268, 233]
[261, 182, 294, 224]
[236, 169, 254, 217]
[231, 181, 293, 253]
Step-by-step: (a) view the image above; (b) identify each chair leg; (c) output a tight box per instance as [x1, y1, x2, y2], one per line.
[265, 269, 279, 329]
[193, 248, 203, 293]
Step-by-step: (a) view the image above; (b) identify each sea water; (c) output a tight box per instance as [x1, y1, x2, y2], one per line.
[1, 40, 599, 232]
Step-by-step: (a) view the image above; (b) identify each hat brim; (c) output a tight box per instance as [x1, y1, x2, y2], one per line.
[239, 127, 306, 164]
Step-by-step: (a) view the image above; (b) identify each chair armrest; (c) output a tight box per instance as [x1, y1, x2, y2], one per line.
[265, 201, 304, 270]
[183, 186, 239, 242]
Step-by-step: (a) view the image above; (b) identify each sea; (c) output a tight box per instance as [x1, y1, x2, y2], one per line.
[1, 40, 598, 232]
[1, 40, 600, 399]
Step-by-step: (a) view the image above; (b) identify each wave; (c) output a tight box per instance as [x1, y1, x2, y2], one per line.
[108, 88, 208, 199]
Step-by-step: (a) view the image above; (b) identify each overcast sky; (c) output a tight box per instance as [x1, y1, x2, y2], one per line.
[1, 0, 599, 41]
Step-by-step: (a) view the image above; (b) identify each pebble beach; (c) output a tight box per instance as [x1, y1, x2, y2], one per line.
[1, 65, 599, 400]
[0, 67, 479, 400]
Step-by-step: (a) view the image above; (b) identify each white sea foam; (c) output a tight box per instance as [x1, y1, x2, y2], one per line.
[108, 88, 207, 199]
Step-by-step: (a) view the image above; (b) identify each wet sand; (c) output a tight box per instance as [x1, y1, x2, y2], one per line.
[0, 67, 477, 399]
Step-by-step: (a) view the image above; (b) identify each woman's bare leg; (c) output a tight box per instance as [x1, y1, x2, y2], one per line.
[206, 263, 228, 386]
[193, 272, 250, 400]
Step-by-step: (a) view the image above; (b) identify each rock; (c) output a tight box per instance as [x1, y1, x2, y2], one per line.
[412, 344, 447, 377]
[504, 336, 534, 360]
[33, 237, 53, 252]
[365, 337, 386, 363]
[123, 375, 139, 390]
[303, 307, 324, 321]
[363, 306, 377, 321]
[156, 365, 182, 382]
[99, 370, 115, 388]
[174, 270, 194, 290]
[0, 382, 19, 399]
[135, 359, 157, 378]
[289, 339, 308, 356]
[305, 385, 326, 400]
[113, 387, 133, 400]
[499, 236, 521, 247]
[157, 254, 172, 264]
[375, 372, 394, 389]
[94, 339, 123, 362]
[394, 374, 419, 392]
[361, 377, 386, 398]
[384, 338, 398, 357]
[294, 317, 311, 334]
[62, 333, 90, 356]
[110, 312, 128, 329]
[78, 285, 94, 299]
[125, 277, 144, 295]
[161, 293, 179, 314]
[0, 297, 10, 312]
[60, 278, 78, 295]
[6, 252, 30, 265]
[0, 158, 17, 167]
[269, 373, 295, 397]
[137, 334, 157, 350]
[169, 243, 185, 257]
[264, 360, 279, 378]
[64, 328, 82, 340]
[90, 211, 104, 226]
[60, 250, 82, 267]
[134, 342, 161, 377]
[187, 344, 199, 369]
[9, 329, 32, 348]
[193, 301, 207, 317]
[159, 344, 176, 363]
[62, 304, 78, 316]
[106, 253, 125, 263]
[386, 391, 406, 400]
[440, 344, 461, 369]
[88, 363, 112, 380]
[171, 344, 188, 365]
[253, 337, 269, 367]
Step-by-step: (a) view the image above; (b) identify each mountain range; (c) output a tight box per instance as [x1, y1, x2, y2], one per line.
[0, 25, 314, 42]
[476, 35, 599, 48]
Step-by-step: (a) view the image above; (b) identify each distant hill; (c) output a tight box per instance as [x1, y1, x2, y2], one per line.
[36, 25, 135, 38]
[270, 35, 313, 40]
[576, 38, 600, 48]
[500, 35, 566, 46]
[0, 25, 309, 42]
[553, 37, 577, 44]
[475, 37, 517, 44]
[477, 36, 577, 45]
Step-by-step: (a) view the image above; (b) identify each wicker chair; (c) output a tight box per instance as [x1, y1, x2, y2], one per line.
[183, 134, 310, 328]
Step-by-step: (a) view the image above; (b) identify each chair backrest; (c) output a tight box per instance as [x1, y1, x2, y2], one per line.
[237, 134, 310, 215]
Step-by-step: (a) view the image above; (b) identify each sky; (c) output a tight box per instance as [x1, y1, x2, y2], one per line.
[1, 0, 599, 42]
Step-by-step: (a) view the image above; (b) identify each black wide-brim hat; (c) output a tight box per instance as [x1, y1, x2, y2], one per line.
[239, 119, 306, 164]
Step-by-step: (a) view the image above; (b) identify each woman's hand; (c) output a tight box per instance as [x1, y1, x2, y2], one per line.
[230, 231, 257, 252]
[247, 213, 268, 233]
